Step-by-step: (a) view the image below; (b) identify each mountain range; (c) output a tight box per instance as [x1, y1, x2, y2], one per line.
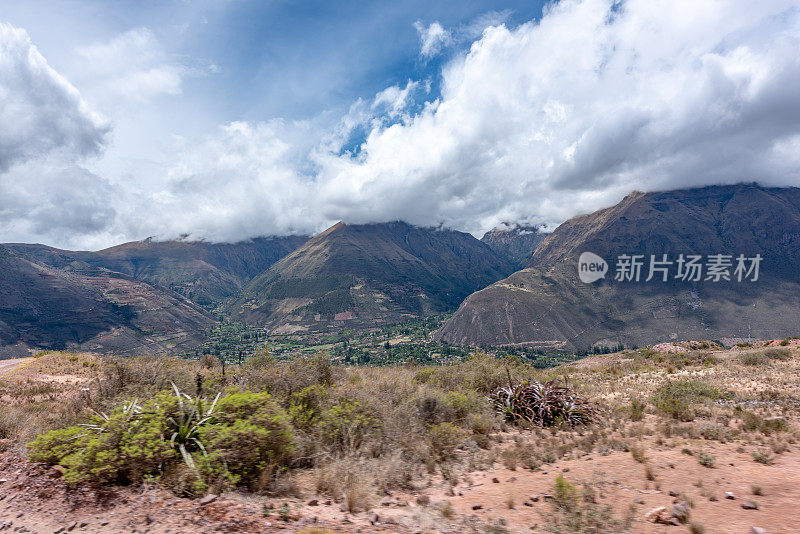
[4, 183, 800, 356]
[226, 221, 515, 333]
[436, 184, 800, 349]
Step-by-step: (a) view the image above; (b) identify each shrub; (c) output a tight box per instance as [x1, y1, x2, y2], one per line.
[697, 453, 716, 468]
[427, 422, 467, 459]
[197, 391, 295, 489]
[629, 400, 645, 421]
[489, 381, 596, 427]
[28, 394, 179, 486]
[288, 385, 328, 429]
[740, 351, 769, 366]
[763, 347, 791, 360]
[630, 443, 647, 463]
[552, 475, 579, 511]
[28, 388, 295, 494]
[318, 398, 379, 452]
[752, 451, 774, 465]
[651, 380, 722, 421]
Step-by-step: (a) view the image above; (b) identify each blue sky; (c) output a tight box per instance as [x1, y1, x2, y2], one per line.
[1, 0, 799, 249]
[1, 1, 544, 123]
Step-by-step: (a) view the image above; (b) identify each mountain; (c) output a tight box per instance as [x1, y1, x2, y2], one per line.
[436, 184, 800, 350]
[227, 221, 515, 333]
[481, 225, 547, 268]
[5, 236, 307, 306]
[0, 245, 216, 357]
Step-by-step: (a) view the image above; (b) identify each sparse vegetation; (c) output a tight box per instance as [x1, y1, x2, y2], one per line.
[3, 340, 798, 532]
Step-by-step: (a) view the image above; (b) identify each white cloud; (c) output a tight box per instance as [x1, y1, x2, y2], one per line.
[4, 0, 800, 249]
[413, 20, 452, 58]
[74, 27, 205, 106]
[0, 22, 109, 172]
[314, 0, 800, 235]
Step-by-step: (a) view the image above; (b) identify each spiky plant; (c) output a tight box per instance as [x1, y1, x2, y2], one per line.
[489, 381, 596, 427]
[167, 382, 221, 471]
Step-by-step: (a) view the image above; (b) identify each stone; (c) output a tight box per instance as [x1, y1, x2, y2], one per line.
[198, 494, 217, 506]
[472, 504, 483, 510]
[644, 506, 672, 524]
[306, 499, 319, 507]
[668, 490, 680, 497]
[725, 492, 735, 499]
[368, 512, 379, 525]
[65, 522, 77, 532]
[416, 495, 430, 506]
[634, 498, 645, 505]
[529, 494, 540, 502]
[523, 501, 533, 507]
[492, 478, 499, 483]
[339, 503, 348, 512]
[741, 501, 759, 510]
[672, 501, 690, 523]
[750, 528, 767, 534]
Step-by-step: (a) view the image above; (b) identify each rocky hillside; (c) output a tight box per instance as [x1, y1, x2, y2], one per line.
[437, 184, 800, 349]
[481, 224, 546, 268]
[6, 236, 307, 306]
[0, 245, 216, 357]
[227, 221, 515, 333]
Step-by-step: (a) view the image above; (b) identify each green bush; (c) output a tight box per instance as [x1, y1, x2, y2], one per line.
[697, 453, 716, 468]
[427, 422, 467, 459]
[288, 385, 329, 429]
[319, 398, 379, 452]
[629, 400, 646, 421]
[198, 391, 295, 489]
[28, 388, 295, 493]
[552, 475, 579, 511]
[651, 380, 723, 421]
[28, 394, 179, 486]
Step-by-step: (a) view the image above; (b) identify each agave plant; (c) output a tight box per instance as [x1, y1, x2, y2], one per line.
[166, 382, 221, 471]
[489, 380, 596, 427]
[79, 398, 142, 434]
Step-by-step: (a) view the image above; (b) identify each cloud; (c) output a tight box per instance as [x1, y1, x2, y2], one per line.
[313, 0, 800, 235]
[0, 159, 118, 249]
[74, 27, 211, 106]
[114, 120, 319, 243]
[4, 0, 800, 249]
[0, 22, 109, 172]
[413, 20, 452, 58]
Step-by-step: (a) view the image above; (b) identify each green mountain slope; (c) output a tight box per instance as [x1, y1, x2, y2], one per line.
[227, 221, 515, 333]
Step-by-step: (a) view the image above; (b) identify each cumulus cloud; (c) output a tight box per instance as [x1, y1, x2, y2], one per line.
[4, 0, 800, 249]
[0, 159, 118, 248]
[114, 120, 319, 243]
[413, 20, 452, 58]
[314, 0, 800, 235]
[74, 27, 211, 106]
[0, 22, 109, 172]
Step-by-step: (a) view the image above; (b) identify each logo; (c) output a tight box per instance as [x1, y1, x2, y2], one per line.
[578, 252, 608, 283]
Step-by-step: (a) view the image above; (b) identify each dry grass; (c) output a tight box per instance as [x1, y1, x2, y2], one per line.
[2, 343, 799, 531]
